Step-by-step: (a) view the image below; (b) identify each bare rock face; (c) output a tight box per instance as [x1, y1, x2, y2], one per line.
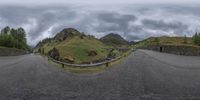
[88, 50, 97, 56]
[48, 48, 60, 60]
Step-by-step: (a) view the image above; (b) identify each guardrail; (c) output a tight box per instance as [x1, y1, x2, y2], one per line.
[48, 56, 122, 68]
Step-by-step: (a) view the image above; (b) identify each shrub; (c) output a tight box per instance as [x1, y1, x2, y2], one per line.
[192, 32, 200, 46]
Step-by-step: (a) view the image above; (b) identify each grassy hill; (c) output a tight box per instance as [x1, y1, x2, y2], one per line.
[35, 28, 112, 64]
[133, 36, 196, 48]
[100, 33, 128, 47]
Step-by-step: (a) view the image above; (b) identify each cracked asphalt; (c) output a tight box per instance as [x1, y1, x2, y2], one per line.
[0, 50, 200, 100]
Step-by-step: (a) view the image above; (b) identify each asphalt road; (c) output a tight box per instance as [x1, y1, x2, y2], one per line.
[0, 50, 200, 100]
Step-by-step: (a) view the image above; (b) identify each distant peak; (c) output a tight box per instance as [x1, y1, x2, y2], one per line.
[100, 33, 128, 46]
[54, 28, 82, 42]
[61, 28, 80, 33]
[108, 33, 118, 35]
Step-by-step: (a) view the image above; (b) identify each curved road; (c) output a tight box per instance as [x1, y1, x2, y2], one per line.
[0, 50, 200, 100]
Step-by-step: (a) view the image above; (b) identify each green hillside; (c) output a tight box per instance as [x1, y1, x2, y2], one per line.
[35, 28, 112, 64]
[133, 36, 196, 49]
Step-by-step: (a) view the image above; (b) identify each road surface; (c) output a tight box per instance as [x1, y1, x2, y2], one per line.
[0, 50, 200, 100]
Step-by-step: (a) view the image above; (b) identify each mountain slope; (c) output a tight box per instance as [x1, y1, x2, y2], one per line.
[35, 28, 111, 64]
[134, 36, 195, 48]
[100, 33, 128, 47]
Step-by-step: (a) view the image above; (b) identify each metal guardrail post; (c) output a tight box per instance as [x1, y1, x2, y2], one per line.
[62, 64, 64, 68]
[106, 62, 109, 67]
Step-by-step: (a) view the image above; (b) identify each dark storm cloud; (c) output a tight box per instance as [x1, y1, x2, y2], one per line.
[0, 4, 200, 45]
[0, 6, 78, 44]
[95, 12, 137, 33]
[97, 12, 136, 24]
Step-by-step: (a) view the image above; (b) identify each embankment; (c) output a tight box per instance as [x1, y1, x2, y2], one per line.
[140, 45, 200, 56]
[0, 47, 27, 56]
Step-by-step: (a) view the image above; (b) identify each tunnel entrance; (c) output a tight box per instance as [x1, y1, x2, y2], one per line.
[160, 47, 163, 52]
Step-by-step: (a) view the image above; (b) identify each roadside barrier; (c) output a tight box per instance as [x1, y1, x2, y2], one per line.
[48, 56, 122, 68]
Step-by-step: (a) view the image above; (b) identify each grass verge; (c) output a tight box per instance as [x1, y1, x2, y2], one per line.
[48, 55, 124, 74]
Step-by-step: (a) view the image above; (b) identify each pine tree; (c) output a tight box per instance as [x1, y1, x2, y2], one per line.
[1, 26, 10, 35]
[0, 26, 28, 50]
[193, 32, 200, 46]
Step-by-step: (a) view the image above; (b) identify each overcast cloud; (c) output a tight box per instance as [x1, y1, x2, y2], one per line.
[1, 0, 200, 5]
[0, 3, 200, 45]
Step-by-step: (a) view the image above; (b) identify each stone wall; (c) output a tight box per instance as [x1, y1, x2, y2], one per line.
[140, 45, 200, 56]
[0, 47, 27, 56]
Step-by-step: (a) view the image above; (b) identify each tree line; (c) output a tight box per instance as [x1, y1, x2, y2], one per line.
[193, 32, 200, 46]
[0, 26, 29, 50]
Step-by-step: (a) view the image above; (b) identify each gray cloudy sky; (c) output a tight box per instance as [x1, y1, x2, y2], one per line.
[1, 0, 200, 5]
[0, 1, 200, 45]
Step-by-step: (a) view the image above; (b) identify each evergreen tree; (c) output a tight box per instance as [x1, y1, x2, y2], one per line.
[193, 32, 200, 46]
[1, 26, 10, 35]
[0, 26, 29, 50]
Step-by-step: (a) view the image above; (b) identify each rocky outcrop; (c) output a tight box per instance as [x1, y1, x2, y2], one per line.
[48, 48, 60, 60]
[0, 47, 27, 56]
[141, 45, 200, 56]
